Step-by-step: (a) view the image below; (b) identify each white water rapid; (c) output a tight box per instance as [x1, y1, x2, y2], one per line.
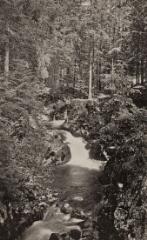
[64, 131, 104, 170]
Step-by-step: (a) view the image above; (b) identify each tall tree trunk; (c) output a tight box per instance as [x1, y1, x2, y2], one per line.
[88, 53, 92, 100]
[136, 61, 140, 84]
[98, 12, 103, 93]
[56, 67, 60, 88]
[66, 67, 69, 88]
[92, 34, 95, 95]
[96, 62, 99, 90]
[98, 60, 101, 91]
[36, 41, 49, 80]
[73, 59, 76, 94]
[111, 58, 115, 86]
[145, 60, 147, 82]
[4, 22, 10, 81]
[53, 66, 57, 88]
[61, 69, 64, 86]
[140, 59, 144, 85]
[136, 33, 141, 84]
[60, 68, 64, 86]
[4, 39, 9, 80]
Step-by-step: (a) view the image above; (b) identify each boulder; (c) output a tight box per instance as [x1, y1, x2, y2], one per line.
[73, 196, 84, 202]
[61, 203, 73, 214]
[69, 228, 81, 240]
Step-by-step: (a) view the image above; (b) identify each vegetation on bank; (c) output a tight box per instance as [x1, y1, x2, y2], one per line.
[47, 91, 146, 240]
[0, 75, 146, 240]
[95, 98, 146, 240]
[71, 97, 146, 240]
[0, 71, 71, 240]
[0, 0, 147, 239]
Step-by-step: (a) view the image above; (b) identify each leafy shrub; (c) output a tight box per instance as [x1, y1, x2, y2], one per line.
[0, 70, 52, 239]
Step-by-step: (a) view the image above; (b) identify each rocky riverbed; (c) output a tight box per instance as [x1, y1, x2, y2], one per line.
[11, 94, 147, 240]
[45, 95, 147, 240]
[22, 129, 104, 240]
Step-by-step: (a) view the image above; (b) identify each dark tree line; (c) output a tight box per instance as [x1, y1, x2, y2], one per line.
[0, 0, 147, 98]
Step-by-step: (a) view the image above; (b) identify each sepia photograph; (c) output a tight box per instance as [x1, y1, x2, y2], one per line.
[0, 0, 147, 240]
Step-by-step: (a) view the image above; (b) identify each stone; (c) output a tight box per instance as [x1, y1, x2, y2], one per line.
[49, 233, 60, 240]
[61, 203, 73, 214]
[48, 197, 57, 204]
[83, 221, 91, 228]
[79, 210, 86, 218]
[69, 229, 81, 240]
[118, 182, 123, 189]
[67, 226, 82, 240]
[53, 193, 59, 197]
[73, 196, 84, 202]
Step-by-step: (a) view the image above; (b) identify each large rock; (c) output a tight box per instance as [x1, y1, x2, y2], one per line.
[61, 203, 73, 214]
[22, 219, 82, 240]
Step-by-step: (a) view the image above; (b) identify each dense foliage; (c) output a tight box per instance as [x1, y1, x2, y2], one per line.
[0, 69, 71, 239]
[0, 0, 147, 96]
[66, 96, 146, 240]
[0, 0, 147, 240]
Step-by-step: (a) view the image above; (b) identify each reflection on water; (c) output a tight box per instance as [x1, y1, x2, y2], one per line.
[51, 130, 104, 210]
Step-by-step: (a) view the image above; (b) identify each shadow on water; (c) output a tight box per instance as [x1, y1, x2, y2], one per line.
[51, 165, 103, 210]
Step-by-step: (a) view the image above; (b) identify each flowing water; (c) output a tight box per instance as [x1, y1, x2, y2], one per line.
[51, 130, 104, 211]
[21, 128, 104, 240]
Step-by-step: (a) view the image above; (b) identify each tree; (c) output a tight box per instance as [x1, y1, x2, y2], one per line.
[123, 0, 147, 84]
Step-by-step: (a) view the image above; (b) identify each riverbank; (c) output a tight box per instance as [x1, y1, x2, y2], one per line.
[1, 91, 146, 240]
[21, 129, 105, 240]
[71, 96, 146, 240]
[50, 94, 147, 240]
[0, 126, 72, 240]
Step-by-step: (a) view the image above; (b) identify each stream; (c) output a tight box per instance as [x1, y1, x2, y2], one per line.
[22, 128, 105, 240]
[51, 130, 104, 211]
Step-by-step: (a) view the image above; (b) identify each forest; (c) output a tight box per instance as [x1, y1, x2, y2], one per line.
[0, 0, 147, 240]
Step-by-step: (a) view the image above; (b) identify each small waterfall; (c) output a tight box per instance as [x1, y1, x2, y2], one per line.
[50, 130, 105, 210]
[64, 131, 104, 170]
